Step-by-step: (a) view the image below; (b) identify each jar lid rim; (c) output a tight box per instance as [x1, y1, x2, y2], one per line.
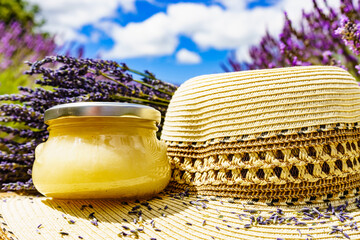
[44, 102, 161, 123]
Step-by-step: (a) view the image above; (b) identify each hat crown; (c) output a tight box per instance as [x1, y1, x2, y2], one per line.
[162, 66, 360, 142]
[162, 66, 360, 202]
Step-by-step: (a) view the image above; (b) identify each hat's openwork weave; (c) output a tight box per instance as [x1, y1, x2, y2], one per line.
[161, 66, 360, 204]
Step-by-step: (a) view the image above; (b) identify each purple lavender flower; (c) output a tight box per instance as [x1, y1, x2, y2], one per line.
[335, 15, 360, 54]
[224, 0, 360, 81]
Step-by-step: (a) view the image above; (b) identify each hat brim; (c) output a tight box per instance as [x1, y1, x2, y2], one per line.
[1, 191, 360, 240]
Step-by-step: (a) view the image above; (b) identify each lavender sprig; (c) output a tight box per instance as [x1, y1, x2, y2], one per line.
[224, 0, 360, 80]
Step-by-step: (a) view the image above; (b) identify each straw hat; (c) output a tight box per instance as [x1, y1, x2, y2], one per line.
[2, 65, 360, 240]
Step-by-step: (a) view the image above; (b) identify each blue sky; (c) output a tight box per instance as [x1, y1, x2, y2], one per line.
[78, 0, 264, 84]
[28, 0, 339, 85]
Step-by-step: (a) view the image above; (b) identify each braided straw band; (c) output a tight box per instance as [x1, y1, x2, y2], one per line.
[168, 174, 360, 202]
[165, 124, 360, 201]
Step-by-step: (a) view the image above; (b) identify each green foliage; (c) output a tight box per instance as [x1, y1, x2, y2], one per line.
[0, 21, 57, 94]
[0, 66, 30, 95]
[0, 0, 51, 94]
[0, 0, 43, 29]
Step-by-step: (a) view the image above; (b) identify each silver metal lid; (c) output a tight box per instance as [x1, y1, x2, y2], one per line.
[44, 102, 161, 123]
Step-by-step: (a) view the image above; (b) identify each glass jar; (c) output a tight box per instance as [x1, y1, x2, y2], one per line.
[32, 102, 170, 199]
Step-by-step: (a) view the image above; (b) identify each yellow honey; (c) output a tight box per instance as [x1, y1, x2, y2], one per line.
[32, 103, 170, 199]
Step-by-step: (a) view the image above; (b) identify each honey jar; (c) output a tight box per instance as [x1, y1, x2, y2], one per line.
[32, 102, 170, 199]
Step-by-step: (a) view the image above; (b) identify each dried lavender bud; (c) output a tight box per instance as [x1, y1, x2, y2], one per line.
[301, 207, 310, 213]
[244, 209, 257, 214]
[343, 232, 351, 239]
[243, 224, 251, 229]
[312, 208, 321, 215]
[132, 205, 141, 211]
[202, 203, 207, 209]
[122, 226, 130, 230]
[90, 219, 98, 226]
[118, 232, 128, 237]
[303, 212, 314, 218]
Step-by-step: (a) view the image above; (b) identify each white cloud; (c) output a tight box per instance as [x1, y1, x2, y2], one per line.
[99, 12, 179, 58]
[100, 0, 340, 60]
[90, 31, 101, 43]
[27, 0, 137, 44]
[101, 2, 253, 59]
[176, 48, 201, 64]
[28, 0, 342, 62]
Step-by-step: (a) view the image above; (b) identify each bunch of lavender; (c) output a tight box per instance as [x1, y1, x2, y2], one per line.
[0, 21, 57, 94]
[0, 55, 178, 191]
[225, 0, 360, 80]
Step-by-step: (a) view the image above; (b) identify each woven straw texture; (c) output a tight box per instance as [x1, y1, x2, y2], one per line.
[161, 66, 360, 202]
[2, 193, 360, 240]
